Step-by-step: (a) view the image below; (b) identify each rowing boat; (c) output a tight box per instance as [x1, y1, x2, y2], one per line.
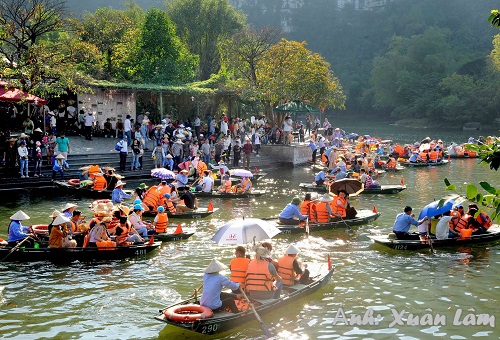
[298, 183, 406, 195]
[368, 225, 500, 251]
[269, 209, 381, 234]
[194, 190, 265, 198]
[154, 258, 334, 335]
[153, 232, 194, 242]
[403, 160, 451, 167]
[143, 208, 217, 219]
[0, 242, 161, 263]
[53, 180, 133, 199]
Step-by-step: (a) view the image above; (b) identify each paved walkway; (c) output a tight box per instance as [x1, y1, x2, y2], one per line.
[69, 136, 124, 155]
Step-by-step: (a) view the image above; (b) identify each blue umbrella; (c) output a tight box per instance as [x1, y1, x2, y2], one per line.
[418, 198, 454, 220]
[347, 133, 359, 139]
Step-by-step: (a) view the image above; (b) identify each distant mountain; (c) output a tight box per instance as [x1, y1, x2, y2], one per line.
[64, 0, 165, 15]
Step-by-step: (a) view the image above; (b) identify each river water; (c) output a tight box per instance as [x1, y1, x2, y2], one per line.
[0, 121, 499, 339]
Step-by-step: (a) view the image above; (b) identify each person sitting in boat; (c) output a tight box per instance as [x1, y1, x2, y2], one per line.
[435, 211, 460, 240]
[279, 197, 309, 225]
[336, 156, 347, 172]
[245, 245, 282, 299]
[88, 217, 112, 247]
[91, 172, 107, 191]
[176, 187, 198, 212]
[112, 180, 132, 204]
[129, 204, 152, 237]
[314, 167, 330, 186]
[163, 153, 174, 171]
[229, 246, 251, 291]
[158, 180, 172, 197]
[218, 174, 232, 193]
[49, 214, 77, 248]
[300, 193, 317, 223]
[200, 259, 243, 314]
[142, 186, 163, 211]
[392, 206, 428, 240]
[453, 204, 484, 236]
[331, 190, 349, 219]
[408, 151, 423, 163]
[7, 210, 35, 248]
[364, 171, 380, 189]
[386, 156, 397, 169]
[333, 167, 349, 180]
[175, 169, 190, 189]
[235, 176, 252, 193]
[153, 206, 168, 234]
[135, 183, 148, 200]
[277, 245, 310, 286]
[162, 194, 177, 213]
[52, 154, 69, 180]
[62, 203, 78, 220]
[427, 148, 439, 163]
[196, 170, 214, 193]
[314, 194, 335, 223]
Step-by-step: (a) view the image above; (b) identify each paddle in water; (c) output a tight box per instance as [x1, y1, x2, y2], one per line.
[239, 288, 273, 339]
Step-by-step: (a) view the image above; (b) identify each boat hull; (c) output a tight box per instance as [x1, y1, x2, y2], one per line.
[0, 242, 161, 263]
[404, 160, 450, 167]
[194, 190, 264, 198]
[298, 183, 405, 195]
[369, 226, 500, 250]
[153, 232, 194, 242]
[143, 208, 217, 219]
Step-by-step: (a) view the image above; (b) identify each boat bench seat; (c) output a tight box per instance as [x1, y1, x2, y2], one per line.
[251, 297, 277, 305]
[288, 283, 308, 291]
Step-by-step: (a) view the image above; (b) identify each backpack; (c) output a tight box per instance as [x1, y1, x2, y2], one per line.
[115, 141, 123, 151]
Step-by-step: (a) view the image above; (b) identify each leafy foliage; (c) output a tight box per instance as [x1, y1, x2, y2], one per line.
[465, 138, 500, 171]
[488, 9, 500, 27]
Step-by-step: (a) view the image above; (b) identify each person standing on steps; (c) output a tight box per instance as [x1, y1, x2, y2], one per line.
[124, 114, 132, 146]
[242, 138, 253, 170]
[117, 135, 129, 172]
[84, 111, 95, 141]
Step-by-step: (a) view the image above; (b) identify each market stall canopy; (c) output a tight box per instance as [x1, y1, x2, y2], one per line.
[0, 87, 47, 105]
[274, 100, 321, 114]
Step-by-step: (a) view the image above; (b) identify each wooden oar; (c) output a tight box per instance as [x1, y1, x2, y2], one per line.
[239, 288, 273, 339]
[305, 218, 310, 237]
[427, 232, 436, 254]
[1, 236, 33, 262]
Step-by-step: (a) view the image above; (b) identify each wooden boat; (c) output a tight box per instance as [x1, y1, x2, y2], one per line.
[298, 182, 406, 195]
[403, 160, 450, 167]
[270, 209, 381, 234]
[153, 232, 194, 242]
[368, 225, 500, 251]
[53, 180, 133, 199]
[143, 208, 217, 219]
[194, 190, 265, 198]
[154, 258, 334, 335]
[0, 242, 161, 263]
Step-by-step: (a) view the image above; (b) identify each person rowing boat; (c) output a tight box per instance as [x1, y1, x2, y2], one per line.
[7, 210, 35, 248]
[392, 206, 428, 240]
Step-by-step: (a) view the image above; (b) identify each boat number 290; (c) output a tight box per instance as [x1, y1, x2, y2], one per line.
[393, 244, 407, 250]
[201, 324, 219, 334]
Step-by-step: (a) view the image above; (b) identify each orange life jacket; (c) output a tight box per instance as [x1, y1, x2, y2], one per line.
[164, 200, 176, 213]
[477, 212, 492, 229]
[155, 212, 168, 233]
[300, 200, 312, 216]
[277, 255, 296, 286]
[419, 152, 428, 161]
[230, 257, 251, 288]
[143, 186, 162, 209]
[93, 176, 107, 191]
[241, 178, 252, 192]
[315, 202, 330, 223]
[116, 224, 130, 245]
[245, 259, 274, 293]
[429, 151, 438, 161]
[158, 184, 171, 196]
[331, 197, 346, 218]
[387, 158, 396, 169]
[88, 165, 101, 179]
[455, 215, 473, 232]
[222, 179, 232, 193]
[197, 161, 207, 176]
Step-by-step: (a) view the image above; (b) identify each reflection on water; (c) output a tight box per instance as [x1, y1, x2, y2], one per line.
[1, 132, 500, 338]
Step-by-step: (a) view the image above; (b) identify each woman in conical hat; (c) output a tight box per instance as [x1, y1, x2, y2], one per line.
[7, 210, 34, 247]
[200, 259, 241, 314]
[49, 214, 71, 249]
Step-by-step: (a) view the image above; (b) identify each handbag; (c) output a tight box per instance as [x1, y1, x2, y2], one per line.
[115, 142, 122, 151]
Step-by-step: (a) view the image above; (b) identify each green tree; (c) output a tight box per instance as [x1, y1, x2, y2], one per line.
[166, 0, 246, 80]
[222, 36, 345, 123]
[135, 7, 198, 84]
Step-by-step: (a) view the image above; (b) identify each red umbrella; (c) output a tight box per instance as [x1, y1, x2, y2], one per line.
[0, 88, 47, 105]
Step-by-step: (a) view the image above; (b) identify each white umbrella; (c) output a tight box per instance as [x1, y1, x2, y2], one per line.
[211, 218, 281, 245]
[230, 169, 253, 178]
[151, 168, 175, 180]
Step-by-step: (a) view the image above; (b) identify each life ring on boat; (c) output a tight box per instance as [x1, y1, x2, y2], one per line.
[32, 224, 49, 235]
[164, 304, 214, 322]
[67, 179, 80, 187]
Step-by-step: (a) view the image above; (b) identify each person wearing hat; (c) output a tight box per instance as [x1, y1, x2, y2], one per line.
[279, 197, 309, 225]
[3, 137, 18, 177]
[52, 154, 69, 180]
[392, 206, 428, 240]
[314, 194, 335, 223]
[129, 204, 152, 237]
[17, 139, 29, 178]
[278, 245, 310, 286]
[49, 214, 76, 248]
[135, 183, 149, 200]
[152, 206, 169, 233]
[176, 186, 198, 212]
[116, 135, 128, 172]
[245, 245, 282, 299]
[314, 167, 331, 187]
[7, 210, 35, 247]
[218, 173, 232, 193]
[88, 217, 112, 247]
[62, 203, 78, 220]
[200, 259, 242, 314]
[175, 169, 190, 189]
[112, 180, 132, 204]
[163, 153, 174, 171]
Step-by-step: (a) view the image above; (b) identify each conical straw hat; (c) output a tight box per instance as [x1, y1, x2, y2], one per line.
[285, 244, 300, 255]
[10, 210, 30, 220]
[203, 259, 228, 274]
[53, 214, 70, 225]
